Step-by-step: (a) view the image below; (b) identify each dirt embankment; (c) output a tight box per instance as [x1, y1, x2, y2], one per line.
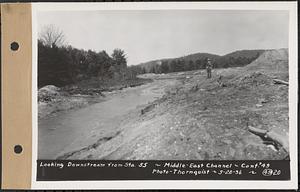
[133, 48, 289, 160]
[59, 49, 289, 160]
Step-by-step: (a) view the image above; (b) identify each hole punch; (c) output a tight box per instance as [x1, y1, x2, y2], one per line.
[14, 145, 23, 154]
[10, 42, 19, 51]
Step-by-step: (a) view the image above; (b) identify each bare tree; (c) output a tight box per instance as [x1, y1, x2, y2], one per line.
[39, 24, 66, 48]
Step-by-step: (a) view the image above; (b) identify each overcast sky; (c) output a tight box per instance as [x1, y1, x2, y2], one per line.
[38, 10, 289, 65]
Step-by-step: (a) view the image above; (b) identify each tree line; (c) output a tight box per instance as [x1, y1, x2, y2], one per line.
[38, 41, 131, 87]
[38, 25, 130, 87]
[144, 55, 259, 74]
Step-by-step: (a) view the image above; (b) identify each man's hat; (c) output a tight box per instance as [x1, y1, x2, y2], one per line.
[207, 58, 211, 61]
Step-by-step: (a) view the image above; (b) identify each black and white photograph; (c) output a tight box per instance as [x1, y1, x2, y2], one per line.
[37, 7, 291, 162]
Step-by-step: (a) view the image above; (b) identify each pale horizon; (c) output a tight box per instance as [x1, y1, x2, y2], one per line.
[38, 10, 289, 65]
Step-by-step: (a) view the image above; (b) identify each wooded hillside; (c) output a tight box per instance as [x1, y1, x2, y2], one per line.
[137, 50, 265, 74]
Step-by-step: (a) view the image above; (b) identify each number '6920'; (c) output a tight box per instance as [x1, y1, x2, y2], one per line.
[262, 169, 281, 176]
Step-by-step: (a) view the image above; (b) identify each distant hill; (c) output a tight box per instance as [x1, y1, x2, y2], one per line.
[136, 49, 267, 73]
[138, 53, 220, 72]
[178, 52, 221, 61]
[222, 49, 265, 59]
[214, 49, 267, 68]
[138, 59, 169, 73]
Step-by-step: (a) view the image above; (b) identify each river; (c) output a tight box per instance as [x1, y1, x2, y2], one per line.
[38, 77, 176, 159]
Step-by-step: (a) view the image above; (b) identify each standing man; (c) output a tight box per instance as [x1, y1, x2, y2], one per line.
[206, 58, 213, 78]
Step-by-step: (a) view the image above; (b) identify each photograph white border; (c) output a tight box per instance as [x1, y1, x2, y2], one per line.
[31, 2, 298, 190]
